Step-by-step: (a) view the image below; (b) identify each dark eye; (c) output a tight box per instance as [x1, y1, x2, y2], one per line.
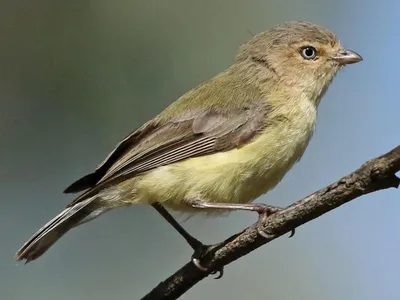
[300, 46, 317, 60]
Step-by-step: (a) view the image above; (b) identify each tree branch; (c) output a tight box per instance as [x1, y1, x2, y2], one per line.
[141, 145, 400, 300]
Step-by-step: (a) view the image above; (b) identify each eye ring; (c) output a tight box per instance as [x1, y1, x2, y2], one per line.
[300, 46, 317, 60]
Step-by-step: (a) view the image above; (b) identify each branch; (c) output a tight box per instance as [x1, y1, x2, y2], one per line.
[141, 145, 400, 300]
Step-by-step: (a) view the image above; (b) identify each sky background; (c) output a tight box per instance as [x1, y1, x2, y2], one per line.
[1, 1, 399, 299]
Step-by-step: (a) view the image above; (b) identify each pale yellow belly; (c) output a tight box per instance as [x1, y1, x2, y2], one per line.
[128, 125, 314, 213]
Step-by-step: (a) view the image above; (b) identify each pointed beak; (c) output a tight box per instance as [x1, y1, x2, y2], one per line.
[333, 49, 363, 65]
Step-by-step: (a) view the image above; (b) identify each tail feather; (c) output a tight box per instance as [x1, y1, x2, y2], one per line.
[15, 198, 97, 263]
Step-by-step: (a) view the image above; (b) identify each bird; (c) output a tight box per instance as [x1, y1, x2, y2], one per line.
[15, 21, 362, 272]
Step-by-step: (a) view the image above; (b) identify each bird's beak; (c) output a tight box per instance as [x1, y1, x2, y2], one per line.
[333, 49, 363, 65]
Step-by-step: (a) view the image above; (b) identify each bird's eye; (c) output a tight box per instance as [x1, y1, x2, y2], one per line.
[300, 46, 317, 60]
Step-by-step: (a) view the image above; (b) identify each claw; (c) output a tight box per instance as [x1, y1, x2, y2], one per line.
[191, 242, 225, 278]
[192, 257, 208, 271]
[211, 267, 224, 279]
[192, 258, 225, 279]
[257, 228, 275, 239]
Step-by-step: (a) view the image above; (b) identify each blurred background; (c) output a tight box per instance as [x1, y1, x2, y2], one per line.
[1, 0, 399, 299]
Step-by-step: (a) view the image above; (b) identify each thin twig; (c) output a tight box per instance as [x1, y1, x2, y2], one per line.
[141, 145, 400, 300]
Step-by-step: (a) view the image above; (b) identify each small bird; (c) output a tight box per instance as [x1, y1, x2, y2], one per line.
[16, 21, 362, 271]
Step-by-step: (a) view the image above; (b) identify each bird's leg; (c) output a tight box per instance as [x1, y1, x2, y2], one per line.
[186, 199, 295, 237]
[151, 203, 203, 250]
[151, 203, 225, 278]
[185, 199, 296, 269]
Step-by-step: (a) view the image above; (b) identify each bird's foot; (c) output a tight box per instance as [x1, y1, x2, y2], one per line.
[191, 242, 225, 279]
[252, 204, 295, 238]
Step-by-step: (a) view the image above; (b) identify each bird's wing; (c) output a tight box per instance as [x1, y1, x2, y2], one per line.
[64, 101, 270, 205]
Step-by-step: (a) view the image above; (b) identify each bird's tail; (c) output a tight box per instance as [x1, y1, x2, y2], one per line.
[15, 197, 103, 263]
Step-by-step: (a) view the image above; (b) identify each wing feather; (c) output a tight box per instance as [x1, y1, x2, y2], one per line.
[65, 102, 270, 205]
